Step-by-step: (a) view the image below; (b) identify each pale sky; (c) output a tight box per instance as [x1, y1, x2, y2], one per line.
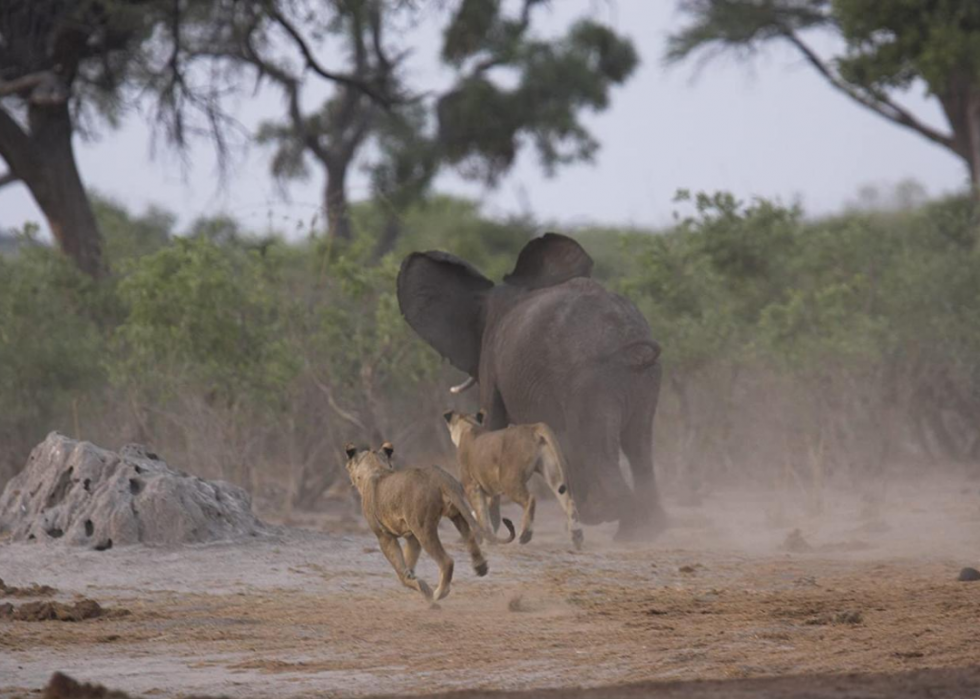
[0, 2, 968, 240]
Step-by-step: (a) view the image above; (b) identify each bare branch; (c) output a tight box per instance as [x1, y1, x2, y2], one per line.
[0, 107, 33, 179]
[0, 71, 68, 104]
[0, 73, 47, 98]
[239, 28, 330, 165]
[308, 371, 369, 434]
[782, 31, 955, 152]
[367, 2, 393, 76]
[465, 0, 540, 77]
[0, 170, 18, 189]
[266, 6, 394, 108]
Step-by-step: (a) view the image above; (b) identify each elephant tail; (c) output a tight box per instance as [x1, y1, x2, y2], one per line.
[435, 465, 516, 544]
[615, 340, 662, 370]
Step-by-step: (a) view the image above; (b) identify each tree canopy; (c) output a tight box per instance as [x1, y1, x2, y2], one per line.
[248, 0, 638, 252]
[669, 0, 980, 197]
[1, 0, 638, 273]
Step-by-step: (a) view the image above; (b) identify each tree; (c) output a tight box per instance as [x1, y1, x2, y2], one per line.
[237, 0, 408, 243]
[0, 0, 389, 276]
[668, 1, 980, 198]
[249, 0, 638, 252]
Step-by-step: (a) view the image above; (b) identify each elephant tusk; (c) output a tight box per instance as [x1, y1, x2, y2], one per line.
[449, 376, 477, 394]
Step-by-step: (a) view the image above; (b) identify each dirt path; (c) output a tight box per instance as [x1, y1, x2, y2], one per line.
[2, 477, 980, 698]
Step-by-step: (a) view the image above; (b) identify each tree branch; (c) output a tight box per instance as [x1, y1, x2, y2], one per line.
[782, 31, 955, 152]
[0, 170, 19, 189]
[0, 73, 48, 98]
[307, 369, 370, 434]
[0, 71, 68, 105]
[239, 27, 330, 165]
[267, 6, 394, 109]
[466, 0, 540, 78]
[0, 106, 34, 181]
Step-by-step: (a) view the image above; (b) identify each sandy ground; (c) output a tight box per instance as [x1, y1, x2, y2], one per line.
[2, 475, 980, 698]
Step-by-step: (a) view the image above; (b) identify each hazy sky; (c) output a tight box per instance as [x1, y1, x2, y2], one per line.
[0, 2, 968, 239]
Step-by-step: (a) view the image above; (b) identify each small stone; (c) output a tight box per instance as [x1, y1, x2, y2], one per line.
[957, 567, 980, 582]
[781, 528, 812, 553]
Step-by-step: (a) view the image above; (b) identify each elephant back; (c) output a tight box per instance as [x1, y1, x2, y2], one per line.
[488, 277, 655, 369]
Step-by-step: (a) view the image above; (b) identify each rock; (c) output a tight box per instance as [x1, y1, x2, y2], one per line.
[0, 577, 56, 597]
[0, 433, 267, 548]
[958, 567, 980, 582]
[0, 598, 125, 622]
[781, 528, 812, 553]
[43, 672, 223, 699]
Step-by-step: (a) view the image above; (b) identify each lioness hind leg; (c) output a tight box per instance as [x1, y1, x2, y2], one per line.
[467, 484, 496, 546]
[451, 513, 488, 576]
[418, 521, 454, 601]
[403, 534, 422, 574]
[512, 486, 536, 545]
[377, 533, 432, 601]
[540, 454, 585, 550]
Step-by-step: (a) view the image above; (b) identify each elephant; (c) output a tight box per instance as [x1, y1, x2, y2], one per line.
[396, 233, 666, 541]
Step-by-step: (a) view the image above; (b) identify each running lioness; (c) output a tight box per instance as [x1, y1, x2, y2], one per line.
[443, 411, 584, 550]
[344, 442, 515, 603]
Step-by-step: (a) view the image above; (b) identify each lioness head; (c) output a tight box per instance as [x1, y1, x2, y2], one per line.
[344, 442, 395, 490]
[442, 410, 485, 447]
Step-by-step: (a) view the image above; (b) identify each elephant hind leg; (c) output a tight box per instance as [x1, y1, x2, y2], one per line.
[617, 401, 667, 542]
[561, 410, 629, 527]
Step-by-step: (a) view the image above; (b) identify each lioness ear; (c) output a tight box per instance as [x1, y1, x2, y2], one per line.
[443, 410, 454, 424]
[344, 443, 358, 460]
[381, 442, 394, 459]
[476, 410, 485, 425]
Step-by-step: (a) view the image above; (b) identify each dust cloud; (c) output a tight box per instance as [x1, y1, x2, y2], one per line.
[2, 459, 978, 698]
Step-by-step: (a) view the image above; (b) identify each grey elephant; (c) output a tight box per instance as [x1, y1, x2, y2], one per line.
[396, 233, 665, 541]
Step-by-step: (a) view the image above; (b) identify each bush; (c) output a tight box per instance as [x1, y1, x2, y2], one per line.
[0, 231, 108, 482]
[2, 191, 979, 507]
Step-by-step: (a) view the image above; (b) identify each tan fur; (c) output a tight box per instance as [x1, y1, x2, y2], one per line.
[444, 412, 585, 550]
[344, 442, 514, 604]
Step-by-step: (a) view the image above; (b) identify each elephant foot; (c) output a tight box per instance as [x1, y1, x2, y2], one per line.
[614, 506, 668, 543]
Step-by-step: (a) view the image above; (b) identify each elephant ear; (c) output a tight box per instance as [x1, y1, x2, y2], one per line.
[397, 251, 494, 376]
[503, 233, 594, 290]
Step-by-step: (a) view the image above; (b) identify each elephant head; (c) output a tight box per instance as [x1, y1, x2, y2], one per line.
[396, 233, 594, 387]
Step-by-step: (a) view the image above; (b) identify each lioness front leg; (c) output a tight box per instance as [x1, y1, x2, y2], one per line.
[377, 533, 432, 601]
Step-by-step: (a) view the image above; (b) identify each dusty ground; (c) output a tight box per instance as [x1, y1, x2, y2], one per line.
[2, 475, 980, 698]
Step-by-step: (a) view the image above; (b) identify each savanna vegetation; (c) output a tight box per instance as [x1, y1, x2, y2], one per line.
[3, 186, 979, 511]
[4, 1, 980, 512]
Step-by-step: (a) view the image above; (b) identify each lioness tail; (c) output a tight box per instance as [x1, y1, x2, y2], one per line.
[433, 464, 516, 544]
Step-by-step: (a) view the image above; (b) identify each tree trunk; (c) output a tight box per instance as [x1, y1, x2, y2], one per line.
[324, 161, 352, 242]
[371, 212, 402, 262]
[939, 75, 980, 200]
[12, 104, 105, 277]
